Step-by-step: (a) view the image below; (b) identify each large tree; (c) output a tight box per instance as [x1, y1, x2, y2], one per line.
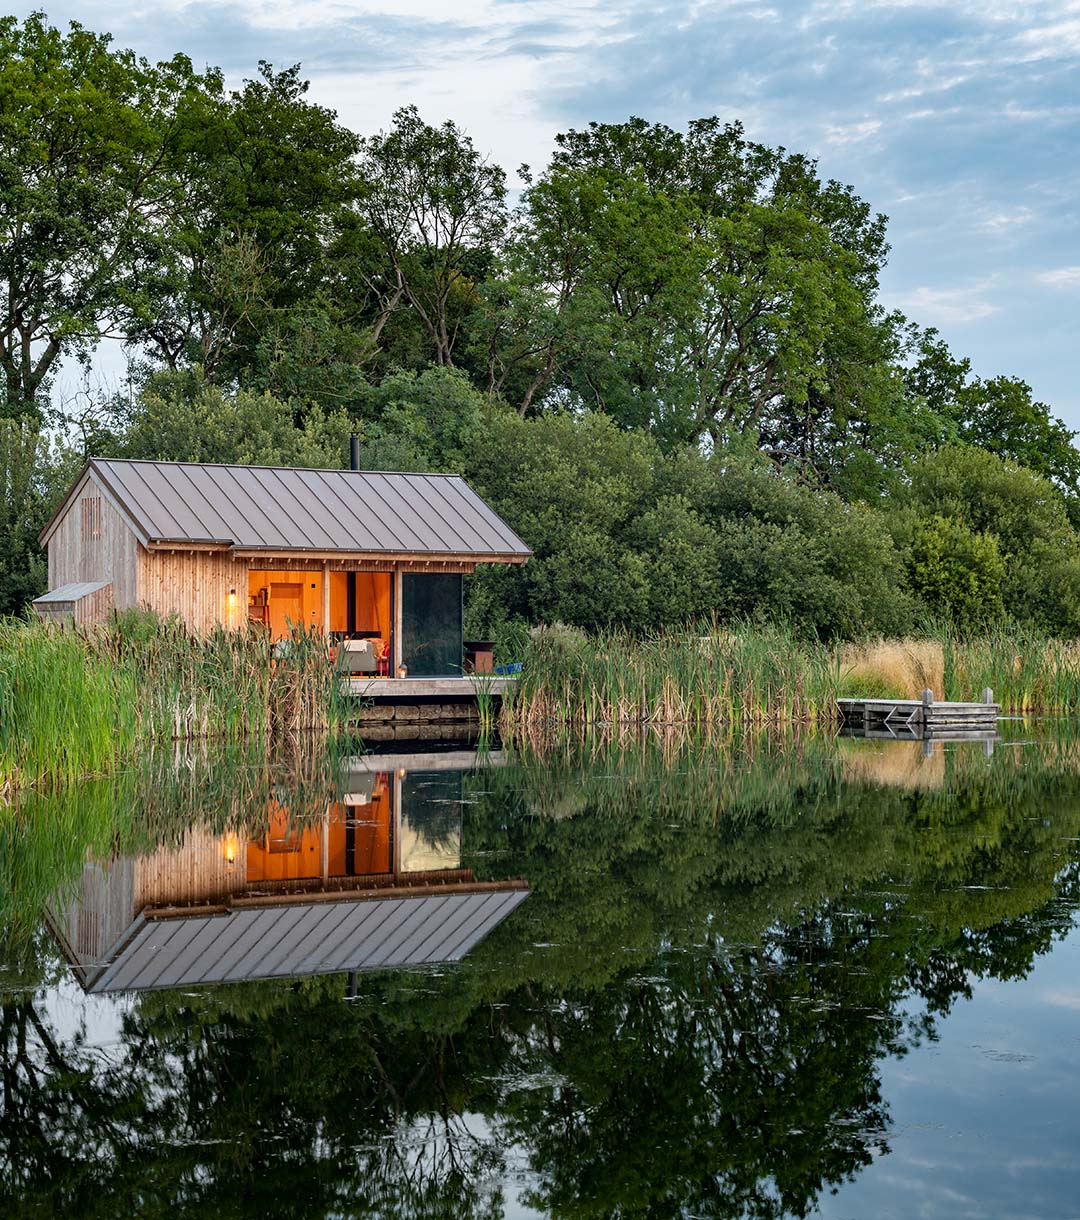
[906, 330, 1080, 503]
[0, 13, 214, 419]
[485, 118, 895, 453]
[126, 62, 372, 402]
[359, 106, 508, 369]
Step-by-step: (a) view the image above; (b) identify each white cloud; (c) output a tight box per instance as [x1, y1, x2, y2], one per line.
[823, 118, 882, 145]
[1038, 987, 1080, 1006]
[1037, 265, 1080, 285]
[979, 205, 1037, 232]
[1015, 14, 1080, 59]
[892, 282, 1001, 324]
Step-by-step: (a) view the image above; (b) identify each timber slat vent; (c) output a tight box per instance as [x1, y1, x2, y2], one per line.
[80, 495, 102, 542]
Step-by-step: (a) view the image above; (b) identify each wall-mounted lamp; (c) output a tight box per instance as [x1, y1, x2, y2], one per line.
[227, 587, 237, 607]
[223, 833, 240, 865]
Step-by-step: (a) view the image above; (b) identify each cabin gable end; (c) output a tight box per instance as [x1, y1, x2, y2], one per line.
[45, 472, 143, 611]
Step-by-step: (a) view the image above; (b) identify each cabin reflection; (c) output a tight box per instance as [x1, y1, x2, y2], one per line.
[48, 751, 527, 994]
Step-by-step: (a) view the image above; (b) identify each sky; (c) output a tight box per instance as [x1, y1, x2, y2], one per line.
[18, 0, 1080, 426]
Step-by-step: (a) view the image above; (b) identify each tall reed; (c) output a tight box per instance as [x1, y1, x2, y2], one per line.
[504, 622, 1080, 732]
[0, 613, 345, 793]
[505, 622, 841, 733]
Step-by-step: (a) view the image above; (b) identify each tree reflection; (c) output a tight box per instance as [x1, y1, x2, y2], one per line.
[3, 732, 1080, 1217]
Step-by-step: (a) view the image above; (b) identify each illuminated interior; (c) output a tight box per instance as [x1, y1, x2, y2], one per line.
[247, 569, 393, 657]
[245, 776, 394, 882]
[247, 570, 323, 639]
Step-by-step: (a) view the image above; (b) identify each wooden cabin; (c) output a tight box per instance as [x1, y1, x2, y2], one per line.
[35, 458, 531, 677]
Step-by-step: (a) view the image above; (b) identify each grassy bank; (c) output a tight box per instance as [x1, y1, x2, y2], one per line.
[0, 614, 344, 793]
[503, 623, 1080, 731]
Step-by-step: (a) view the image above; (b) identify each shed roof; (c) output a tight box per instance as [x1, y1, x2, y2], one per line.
[83, 887, 530, 992]
[44, 458, 531, 559]
[33, 580, 110, 604]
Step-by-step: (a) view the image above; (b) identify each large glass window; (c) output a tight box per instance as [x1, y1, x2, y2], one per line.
[401, 573, 463, 677]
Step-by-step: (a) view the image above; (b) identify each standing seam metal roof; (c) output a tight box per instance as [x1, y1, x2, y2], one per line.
[87, 889, 531, 991]
[72, 458, 531, 557]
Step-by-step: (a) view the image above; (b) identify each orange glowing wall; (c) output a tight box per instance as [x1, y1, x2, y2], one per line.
[247, 570, 325, 640]
[245, 781, 393, 882]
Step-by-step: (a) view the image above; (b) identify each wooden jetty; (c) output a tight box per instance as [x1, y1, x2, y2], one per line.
[343, 676, 517, 700]
[837, 688, 999, 739]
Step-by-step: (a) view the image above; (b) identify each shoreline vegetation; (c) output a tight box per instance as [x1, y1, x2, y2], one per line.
[6, 611, 1080, 793]
[502, 622, 1080, 733]
[0, 613, 344, 795]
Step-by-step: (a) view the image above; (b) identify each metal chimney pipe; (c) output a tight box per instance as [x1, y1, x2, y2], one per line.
[347, 433, 360, 635]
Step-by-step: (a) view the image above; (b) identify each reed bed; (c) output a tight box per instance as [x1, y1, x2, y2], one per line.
[940, 625, 1080, 713]
[0, 613, 346, 793]
[504, 623, 841, 733]
[502, 623, 1080, 732]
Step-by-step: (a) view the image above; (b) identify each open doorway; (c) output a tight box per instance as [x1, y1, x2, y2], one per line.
[247, 570, 323, 640]
[328, 570, 393, 674]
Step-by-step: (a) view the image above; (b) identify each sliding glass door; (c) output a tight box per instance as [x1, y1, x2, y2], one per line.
[401, 573, 463, 677]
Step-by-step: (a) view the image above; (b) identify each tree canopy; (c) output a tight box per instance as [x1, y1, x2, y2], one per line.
[3, 12, 1079, 640]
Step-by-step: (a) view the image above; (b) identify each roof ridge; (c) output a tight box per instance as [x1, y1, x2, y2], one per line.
[90, 457, 464, 478]
[52, 457, 534, 558]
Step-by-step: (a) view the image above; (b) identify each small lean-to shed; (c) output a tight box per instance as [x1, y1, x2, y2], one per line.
[32, 579, 114, 625]
[37, 458, 531, 676]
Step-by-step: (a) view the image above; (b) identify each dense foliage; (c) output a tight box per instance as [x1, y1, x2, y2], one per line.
[4, 13, 1080, 639]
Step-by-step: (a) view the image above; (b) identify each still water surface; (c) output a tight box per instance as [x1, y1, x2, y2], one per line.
[4, 726, 1080, 1218]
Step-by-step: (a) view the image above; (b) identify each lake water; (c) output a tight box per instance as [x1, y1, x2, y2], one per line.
[4, 725, 1080, 1218]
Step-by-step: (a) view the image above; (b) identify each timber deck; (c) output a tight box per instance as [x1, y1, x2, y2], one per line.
[342, 676, 518, 699]
[837, 694, 999, 738]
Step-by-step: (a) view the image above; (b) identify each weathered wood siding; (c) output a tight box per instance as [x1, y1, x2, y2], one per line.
[137, 549, 250, 634]
[134, 827, 248, 909]
[47, 487, 140, 610]
[33, 582, 115, 626]
[50, 859, 136, 966]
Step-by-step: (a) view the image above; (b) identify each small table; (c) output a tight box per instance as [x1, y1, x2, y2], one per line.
[464, 640, 495, 674]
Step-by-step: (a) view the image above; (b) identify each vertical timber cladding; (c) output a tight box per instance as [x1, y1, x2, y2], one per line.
[133, 826, 247, 908]
[137, 549, 250, 634]
[48, 487, 140, 609]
